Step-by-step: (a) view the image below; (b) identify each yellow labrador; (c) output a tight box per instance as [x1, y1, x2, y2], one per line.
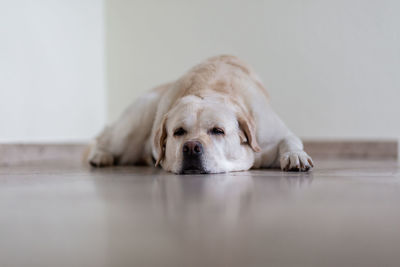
[88, 55, 314, 174]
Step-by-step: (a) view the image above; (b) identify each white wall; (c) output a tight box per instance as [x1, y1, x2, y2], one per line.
[106, 0, 400, 140]
[0, 0, 105, 142]
[1, 0, 398, 143]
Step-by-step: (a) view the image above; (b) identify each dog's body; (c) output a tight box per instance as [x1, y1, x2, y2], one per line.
[88, 55, 313, 173]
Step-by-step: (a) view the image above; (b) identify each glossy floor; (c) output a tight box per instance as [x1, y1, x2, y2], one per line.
[1, 159, 399, 267]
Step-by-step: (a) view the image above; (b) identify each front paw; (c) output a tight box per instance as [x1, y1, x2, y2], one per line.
[280, 151, 314, 172]
[88, 148, 114, 167]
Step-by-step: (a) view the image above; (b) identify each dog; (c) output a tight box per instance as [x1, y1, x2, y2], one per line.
[87, 55, 314, 174]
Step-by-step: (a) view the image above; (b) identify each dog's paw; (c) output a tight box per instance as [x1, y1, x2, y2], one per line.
[280, 151, 314, 172]
[88, 148, 114, 167]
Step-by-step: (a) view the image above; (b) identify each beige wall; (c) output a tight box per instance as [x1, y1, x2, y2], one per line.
[106, 0, 400, 140]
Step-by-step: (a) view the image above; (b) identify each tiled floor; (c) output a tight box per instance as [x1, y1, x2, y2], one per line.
[0, 159, 399, 267]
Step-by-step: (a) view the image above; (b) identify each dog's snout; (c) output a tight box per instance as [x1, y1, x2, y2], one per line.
[181, 141, 206, 174]
[183, 141, 203, 156]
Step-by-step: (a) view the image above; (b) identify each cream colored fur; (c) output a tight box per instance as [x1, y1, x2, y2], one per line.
[88, 55, 313, 173]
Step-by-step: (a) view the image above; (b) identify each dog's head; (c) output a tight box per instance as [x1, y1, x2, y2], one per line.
[154, 95, 260, 174]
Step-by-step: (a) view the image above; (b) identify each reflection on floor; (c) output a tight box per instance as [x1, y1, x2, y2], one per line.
[0, 159, 399, 267]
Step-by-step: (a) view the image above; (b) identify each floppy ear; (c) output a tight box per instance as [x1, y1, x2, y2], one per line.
[154, 115, 168, 166]
[238, 113, 261, 152]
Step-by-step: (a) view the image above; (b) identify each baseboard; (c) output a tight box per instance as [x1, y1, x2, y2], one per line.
[303, 140, 398, 160]
[0, 143, 87, 166]
[0, 140, 398, 166]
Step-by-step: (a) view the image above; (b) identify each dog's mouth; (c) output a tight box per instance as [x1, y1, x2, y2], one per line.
[180, 165, 208, 174]
[180, 154, 209, 174]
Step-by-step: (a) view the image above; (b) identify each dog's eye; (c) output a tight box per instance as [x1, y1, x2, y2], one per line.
[173, 127, 186, 136]
[209, 127, 225, 135]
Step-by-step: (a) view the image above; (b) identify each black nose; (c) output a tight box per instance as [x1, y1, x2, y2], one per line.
[183, 141, 203, 157]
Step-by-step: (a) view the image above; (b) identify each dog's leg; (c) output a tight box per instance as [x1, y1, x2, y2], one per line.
[278, 133, 314, 172]
[87, 142, 115, 167]
[254, 105, 313, 172]
[87, 90, 162, 167]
